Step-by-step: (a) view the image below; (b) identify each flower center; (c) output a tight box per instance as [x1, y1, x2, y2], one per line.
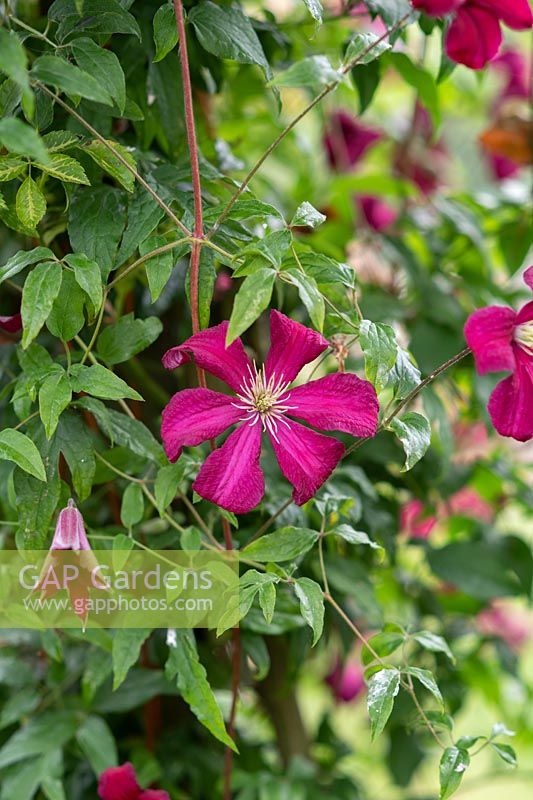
[232, 364, 297, 442]
[514, 320, 533, 356]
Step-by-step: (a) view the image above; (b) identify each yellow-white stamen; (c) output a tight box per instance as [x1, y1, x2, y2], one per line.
[232, 363, 297, 442]
[514, 320, 533, 356]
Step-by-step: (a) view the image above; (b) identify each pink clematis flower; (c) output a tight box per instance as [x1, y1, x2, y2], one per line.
[326, 658, 366, 702]
[400, 499, 437, 540]
[491, 48, 530, 101]
[324, 111, 381, 172]
[412, 1, 533, 70]
[0, 313, 22, 334]
[357, 195, 398, 232]
[161, 311, 379, 513]
[98, 763, 169, 800]
[443, 487, 493, 522]
[464, 267, 533, 442]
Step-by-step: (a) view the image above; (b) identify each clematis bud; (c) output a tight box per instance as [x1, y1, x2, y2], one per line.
[323, 111, 381, 172]
[51, 499, 92, 550]
[357, 195, 398, 232]
[326, 658, 365, 703]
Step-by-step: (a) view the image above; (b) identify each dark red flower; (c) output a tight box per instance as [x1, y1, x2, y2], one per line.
[324, 111, 381, 171]
[0, 313, 22, 334]
[98, 763, 170, 800]
[357, 195, 398, 232]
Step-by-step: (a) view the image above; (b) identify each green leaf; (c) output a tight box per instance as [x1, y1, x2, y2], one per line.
[65, 253, 103, 315]
[345, 32, 391, 64]
[439, 747, 470, 799]
[112, 629, 151, 690]
[366, 0, 414, 27]
[21, 260, 63, 348]
[166, 630, 237, 750]
[270, 56, 339, 90]
[362, 630, 405, 665]
[359, 319, 398, 390]
[120, 483, 144, 528]
[189, 1, 271, 80]
[367, 668, 401, 740]
[226, 268, 275, 345]
[0, 246, 55, 285]
[153, 3, 179, 63]
[301, 0, 323, 23]
[16, 176, 46, 229]
[235, 230, 292, 275]
[35, 153, 90, 185]
[31, 55, 113, 106]
[0, 29, 32, 111]
[139, 235, 177, 302]
[332, 523, 382, 550]
[76, 716, 118, 776]
[0, 154, 27, 182]
[68, 186, 127, 280]
[71, 37, 126, 113]
[75, 398, 165, 464]
[386, 52, 440, 129]
[428, 541, 522, 601]
[39, 371, 72, 439]
[56, 412, 96, 501]
[13, 435, 61, 547]
[294, 577, 324, 645]
[0, 429, 46, 481]
[352, 60, 381, 112]
[97, 314, 163, 365]
[284, 267, 325, 331]
[42, 130, 81, 152]
[186, 248, 216, 329]
[403, 666, 443, 705]
[243, 527, 319, 562]
[388, 348, 421, 399]
[116, 185, 165, 267]
[258, 581, 276, 625]
[70, 364, 143, 402]
[389, 412, 431, 471]
[51, 0, 141, 41]
[82, 139, 136, 193]
[154, 462, 187, 514]
[0, 712, 78, 768]
[290, 201, 326, 229]
[46, 269, 86, 341]
[41, 778, 66, 800]
[413, 631, 455, 663]
[0, 117, 50, 164]
[490, 743, 517, 767]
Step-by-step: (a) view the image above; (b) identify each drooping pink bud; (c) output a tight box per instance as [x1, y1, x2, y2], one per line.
[51, 499, 91, 550]
[0, 314, 22, 334]
[326, 658, 366, 703]
[98, 762, 170, 800]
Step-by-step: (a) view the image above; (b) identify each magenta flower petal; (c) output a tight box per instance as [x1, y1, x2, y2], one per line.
[161, 388, 241, 462]
[400, 499, 437, 539]
[98, 763, 141, 800]
[264, 310, 329, 385]
[488, 347, 533, 441]
[326, 658, 366, 703]
[446, 5, 502, 69]
[491, 49, 530, 99]
[412, 0, 465, 15]
[524, 267, 533, 292]
[478, 0, 533, 29]
[489, 153, 520, 180]
[268, 418, 344, 506]
[51, 500, 91, 550]
[324, 111, 381, 171]
[284, 373, 379, 437]
[464, 305, 516, 374]
[193, 422, 264, 513]
[0, 313, 22, 334]
[358, 195, 398, 232]
[162, 321, 252, 393]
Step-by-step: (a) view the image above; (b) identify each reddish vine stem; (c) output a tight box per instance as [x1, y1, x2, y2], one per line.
[174, 4, 240, 795]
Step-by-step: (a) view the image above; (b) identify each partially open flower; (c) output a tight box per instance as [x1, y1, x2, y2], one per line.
[412, 1, 533, 70]
[326, 658, 366, 702]
[400, 499, 437, 540]
[464, 267, 533, 442]
[98, 762, 170, 800]
[161, 311, 379, 513]
[357, 195, 398, 232]
[0, 313, 22, 334]
[477, 600, 531, 651]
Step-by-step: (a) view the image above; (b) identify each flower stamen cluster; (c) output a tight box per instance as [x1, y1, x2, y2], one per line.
[232, 363, 296, 442]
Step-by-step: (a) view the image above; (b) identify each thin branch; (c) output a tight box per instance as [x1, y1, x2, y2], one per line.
[35, 83, 191, 237]
[209, 12, 412, 235]
[107, 238, 190, 290]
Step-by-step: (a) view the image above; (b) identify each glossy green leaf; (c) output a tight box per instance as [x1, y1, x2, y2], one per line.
[0, 117, 50, 164]
[31, 55, 113, 106]
[490, 742, 517, 767]
[0, 246, 55, 284]
[284, 268, 325, 331]
[0, 429, 46, 481]
[96, 314, 163, 365]
[413, 631, 455, 663]
[403, 666, 443, 705]
[112, 629, 151, 690]
[71, 37, 126, 113]
[69, 364, 143, 402]
[35, 153, 90, 185]
[153, 3, 179, 63]
[226, 268, 276, 345]
[301, 0, 323, 23]
[345, 32, 391, 64]
[120, 483, 144, 528]
[55, 412, 96, 501]
[258, 581, 276, 625]
[139, 235, 178, 302]
[439, 747, 470, 799]
[389, 412, 431, 471]
[46, 269, 86, 341]
[290, 201, 326, 229]
[332, 524, 382, 550]
[166, 629, 237, 750]
[68, 186, 127, 279]
[39, 371, 72, 439]
[76, 716, 118, 775]
[0, 154, 27, 182]
[82, 139, 136, 193]
[65, 253, 103, 315]
[244, 527, 319, 562]
[154, 462, 188, 514]
[294, 577, 324, 645]
[359, 319, 398, 390]
[367, 668, 401, 739]
[21, 260, 62, 348]
[270, 56, 339, 90]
